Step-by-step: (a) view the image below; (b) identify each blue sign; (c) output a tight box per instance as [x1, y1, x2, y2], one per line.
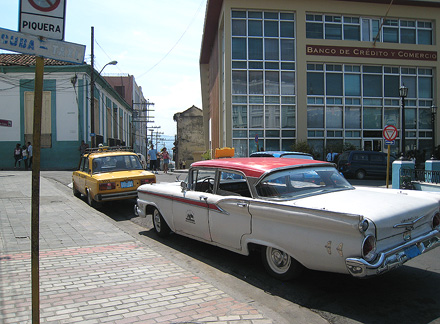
[385, 140, 395, 145]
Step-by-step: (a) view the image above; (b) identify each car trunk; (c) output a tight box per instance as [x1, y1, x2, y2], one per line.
[290, 187, 438, 241]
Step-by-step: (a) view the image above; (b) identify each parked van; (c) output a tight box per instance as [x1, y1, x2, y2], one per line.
[337, 150, 394, 179]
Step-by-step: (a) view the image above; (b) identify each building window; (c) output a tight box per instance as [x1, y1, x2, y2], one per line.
[307, 64, 434, 156]
[232, 10, 296, 156]
[307, 13, 433, 45]
[24, 91, 52, 148]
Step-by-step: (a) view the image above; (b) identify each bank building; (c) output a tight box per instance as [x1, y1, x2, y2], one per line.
[199, 0, 439, 160]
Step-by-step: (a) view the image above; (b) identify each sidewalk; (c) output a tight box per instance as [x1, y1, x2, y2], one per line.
[0, 171, 327, 324]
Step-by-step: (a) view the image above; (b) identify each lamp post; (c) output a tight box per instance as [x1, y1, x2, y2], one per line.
[399, 85, 408, 158]
[90, 60, 118, 147]
[432, 105, 437, 158]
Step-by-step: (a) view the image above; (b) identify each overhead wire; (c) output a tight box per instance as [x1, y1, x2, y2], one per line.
[137, 0, 205, 79]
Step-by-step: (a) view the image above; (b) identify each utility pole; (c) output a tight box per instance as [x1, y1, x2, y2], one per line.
[90, 26, 95, 148]
[132, 99, 155, 156]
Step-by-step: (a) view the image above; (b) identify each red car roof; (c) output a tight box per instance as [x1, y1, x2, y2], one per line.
[191, 158, 330, 178]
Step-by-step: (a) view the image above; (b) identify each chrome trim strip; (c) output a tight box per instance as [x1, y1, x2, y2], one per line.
[393, 215, 425, 229]
[97, 190, 138, 201]
[346, 229, 440, 277]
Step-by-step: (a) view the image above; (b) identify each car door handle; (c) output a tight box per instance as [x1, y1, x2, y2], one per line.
[199, 195, 208, 201]
[237, 202, 247, 208]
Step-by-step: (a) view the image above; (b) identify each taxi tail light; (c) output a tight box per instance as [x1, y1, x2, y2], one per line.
[99, 182, 116, 190]
[362, 235, 377, 262]
[433, 213, 440, 229]
[141, 178, 155, 185]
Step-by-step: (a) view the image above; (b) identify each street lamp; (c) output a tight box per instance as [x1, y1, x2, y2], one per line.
[399, 85, 408, 158]
[432, 105, 437, 158]
[99, 60, 118, 74]
[90, 60, 118, 147]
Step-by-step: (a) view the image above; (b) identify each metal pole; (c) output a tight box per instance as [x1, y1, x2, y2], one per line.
[32, 55, 44, 324]
[90, 26, 95, 148]
[401, 96, 406, 158]
[432, 106, 437, 157]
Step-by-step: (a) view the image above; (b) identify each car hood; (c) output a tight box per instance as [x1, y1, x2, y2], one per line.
[289, 187, 440, 240]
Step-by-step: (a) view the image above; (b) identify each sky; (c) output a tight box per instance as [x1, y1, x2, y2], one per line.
[1, 0, 207, 136]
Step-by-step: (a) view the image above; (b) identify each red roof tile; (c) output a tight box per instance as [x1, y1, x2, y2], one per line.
[0, 53, 76, 66]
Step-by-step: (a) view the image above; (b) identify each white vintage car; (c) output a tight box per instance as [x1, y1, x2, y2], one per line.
[135, 157, 440, 280]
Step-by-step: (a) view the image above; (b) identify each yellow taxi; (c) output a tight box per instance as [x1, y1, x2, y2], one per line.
[72, 146, 156, 208]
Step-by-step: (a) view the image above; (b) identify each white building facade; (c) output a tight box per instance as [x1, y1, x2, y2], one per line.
[0, 54, 133, 170]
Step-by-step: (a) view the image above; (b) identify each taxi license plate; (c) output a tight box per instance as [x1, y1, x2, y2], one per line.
[404, 245, 421, 260]
[120, 180, 133, 188]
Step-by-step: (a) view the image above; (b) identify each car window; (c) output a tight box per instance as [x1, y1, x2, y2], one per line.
[370, 154, 384, 162]
[282, 154, 313, 159]
[256, 166, 353, 199]
[79, 157, 86, 171]
[83, 158, 89, 173]
[352, 153, 368, 162]
[190, 169, 216, 193]
[218, 171, 251, 197]
[92, 155, 143, 174]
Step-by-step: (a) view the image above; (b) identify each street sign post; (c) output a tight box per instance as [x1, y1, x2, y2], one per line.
[10, 2, 83, 322]
[20, 0, 66, 40]
[383, 125, 398, 188]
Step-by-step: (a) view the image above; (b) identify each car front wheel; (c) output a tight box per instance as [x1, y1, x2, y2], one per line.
[261, 246, 303, 281]
[152, 208, 171, 237]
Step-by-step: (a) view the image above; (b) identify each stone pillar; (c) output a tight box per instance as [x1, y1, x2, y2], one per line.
[392, 159, 415, 189]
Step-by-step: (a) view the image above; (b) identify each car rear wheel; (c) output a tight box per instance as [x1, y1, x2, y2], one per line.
[72, 183, 81, 198]
[355, 169, 366, 180]
[152, 208, 171, 237]
[261, 246, 303, 281]
[87, 189, 99, 209]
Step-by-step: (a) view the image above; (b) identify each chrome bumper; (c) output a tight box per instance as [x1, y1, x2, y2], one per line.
[95, 190, 138, 202]
[346, 229, 440, 277]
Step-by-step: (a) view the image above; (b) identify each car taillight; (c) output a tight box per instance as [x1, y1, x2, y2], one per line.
[99, 182, 116, 190]
[140, 178, 155, 185]
[433, 213, 440, 229]
[362, 235, 376, 262]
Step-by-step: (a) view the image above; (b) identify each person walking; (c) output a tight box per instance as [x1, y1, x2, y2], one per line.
[22, 144, 29, 170]
[27, 141, 33, 169]
[161, 147, 170, 174]
[148, 144, 158, 174]
[13, 143, 22, 168]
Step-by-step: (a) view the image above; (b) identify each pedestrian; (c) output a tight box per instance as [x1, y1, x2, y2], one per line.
[161, 147, 170, 174]
[27, 141, 33, 169]
[14, 143, 22, 168]
[79, 140, 88, 155]
[148, 144, 158, 174]
[22, 144, 29, 170]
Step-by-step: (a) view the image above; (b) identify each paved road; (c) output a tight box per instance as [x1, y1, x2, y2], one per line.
[2, 170, 439, 324]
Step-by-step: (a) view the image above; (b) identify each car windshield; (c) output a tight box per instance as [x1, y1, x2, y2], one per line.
[256, 166, 353, 199]
[92, 155, 143, 174]
[281, 154, 313, 159]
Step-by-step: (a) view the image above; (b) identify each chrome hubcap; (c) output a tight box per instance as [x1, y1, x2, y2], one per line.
[267, 247, 291, 274]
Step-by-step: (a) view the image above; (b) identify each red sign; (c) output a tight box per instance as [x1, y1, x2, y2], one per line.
[29, 0, 61, 12]
[0, 119, 12, 127]
[383, 125, 398, 141]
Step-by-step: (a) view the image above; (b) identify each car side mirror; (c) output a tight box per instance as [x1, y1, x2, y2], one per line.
[181, 182, 187, 192]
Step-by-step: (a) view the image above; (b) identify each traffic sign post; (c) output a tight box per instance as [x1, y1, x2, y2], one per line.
[383, 125, 398, 188]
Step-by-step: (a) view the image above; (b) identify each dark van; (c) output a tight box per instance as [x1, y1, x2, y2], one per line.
[337, 150, 393, 179]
